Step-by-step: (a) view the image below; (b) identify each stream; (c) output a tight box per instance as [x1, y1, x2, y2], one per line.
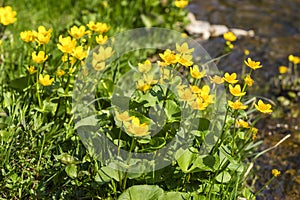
[189, 0, 300, 199]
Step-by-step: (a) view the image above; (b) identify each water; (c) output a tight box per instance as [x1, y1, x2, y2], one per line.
[189, 0, 300, 199]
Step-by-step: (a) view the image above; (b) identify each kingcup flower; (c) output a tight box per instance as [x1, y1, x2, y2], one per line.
[190, 65, 206, 79]
[115, 110, 131, 122]
[244, 58, 262, 70]
[96, 35, 108, 45]
[68, 25, 87, 39]
[279, 65, 288, 74]
[34, 26, 52, 45]
[39, 74, 54, 86]
[136, 74, 157, 92]
[210, 75, 224, 84]
[178, 86, 196, 102]
[272, 169, 281, 177]
[72, 46, 87, 61]
[244, 75, 254, 87]
[87, 21, 109, 34]
[56, 69, 65, 77]
[254, 99, 272, 113]
[236, 119, 249, 128]
[176, 42, 194, 54]
[32, 51, 48, 64]
[228, 100, 248, 110]
[20, 31, 35, 43]
[229, 84, 246, 97]
[57, 35, 77, 54]
[177, 54, 193, 67]
[138, 60, 152, 73]
[28, 66, 37, 74]
[0, 6, 17, 25]
[223, 31, 237, 42]
[125, 116, 149, 136]
[159, 49, 178, 65]
[288, 55, 300, 64]
[223, 72, 238, 84]
[174, 0, 189, 8]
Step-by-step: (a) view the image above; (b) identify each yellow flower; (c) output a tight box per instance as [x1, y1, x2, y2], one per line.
[210, 75, 224, 84]
[174, 0, 189, 8]
[190, 65, 206, 79]
[251, 127, 258, 140]
[57, 35, 77, 54]
[32, 51, 48, 64]
[0, 40, 2, 46]
[190, 85, 201, 94]
[254, 99, 272, 113]
[178, 87, 196, 102]
[34, 26, 52, 45]
[236, 119, 250, 128]
[28, 66, 37, 74]
[226, 41, 234, 49]
[290, 55, 300, 65]
[229, 84, 246, 97]
[279, 65, 288, 74]
[223, 72, 238, 84]
[272, 169, 281, 177]
[56, 69, 65, 77]
[223, 32, 237, 42]
[72, 46, 87, 61]
[199, 85, 214, 105]
[68, 25, 87, 39]
[39, 74, 54, 86]
[20, 31, 35, 43]
[0, 6, 17, 26]
[244, 75, 254, 87]
[93, 62, 106, 71]
[244, 49, 250, 55]
[115, 110, 131, 122]
[138, 60, 152, 73]
[228, 100, 248, 110]
[159, 49, 179, 65]
[95, 35, 108, 45]
[125, 116, 150, 136]
[244, 58, 262, 70]
[189, 97, 207, 110]
[93, 46, 114, 62]
[87, 21, 109, 34]
[177, 54, 193, 67]
[136, 74, 157, 92]
[176, 42, 194, 54]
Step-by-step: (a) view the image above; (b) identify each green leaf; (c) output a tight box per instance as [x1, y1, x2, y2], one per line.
[175, 148, 197, 173]
[0, 130, 12, 142]
[141, 14, 152, 28]
[165, 100, 181, 122]
[9, 76, 29, 91]
[215, 171, 231, 183]
[118, 185, 164, 200]
[198, 118, 210, 131]
[54, 153, 80, 165]
[99, 166, 125, 182]
[159, 192, 190, 200]
[74, 115, 98, 129]
[65, 164, 77, 179]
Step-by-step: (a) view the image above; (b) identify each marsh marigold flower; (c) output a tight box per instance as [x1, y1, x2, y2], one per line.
[190, 65, 205, 79]
[28, 66, 37, 74]
[178, 54, 193, 67]
[20, 31, 35, 43]
[210, 75, 224, 84]
[279, 65, 288, 74]
[125, 116, 150, 136]
[244, 49, 250, 55]
[32, 51, 48, 64]
[68, 25, 87, 39]
[57, 35, 77, 54]
[178, 87, 196, 102]
[229, 84, 246, 97]
[254, 99, 272, 113]
[244, 75, 254, 87]
[176, 42, 194, 54]
[244, 58, 262, 70]
[39, 74, 54, 86]
[159, 49, 179, 65]
[72, 46, 87, 61]
[138, 60, 152, 73]
[0, 6, 17, 25]
[236, 119, 250, 128]
[223, 32, 237, 42]
[174, 0, 189, 8]
[56, 69, 65, 77]
[272, 169, 281, 177]
[189, 97, 207, 111]
[115, 110, 131, 122]
[228, 100, 248, 110]
[223, 72, 238, 84]
[96, 35, 108, 45]
[87, 21, 109, 34]
[34, 26, 52, 45]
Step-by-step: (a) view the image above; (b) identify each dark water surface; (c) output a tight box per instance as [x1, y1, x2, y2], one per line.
[189, 0, 300, 199]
